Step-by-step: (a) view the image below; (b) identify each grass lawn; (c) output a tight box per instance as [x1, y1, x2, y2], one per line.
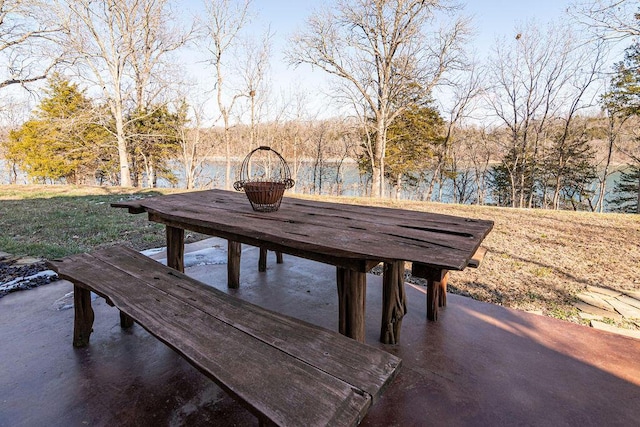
[2, 184, 639, 330]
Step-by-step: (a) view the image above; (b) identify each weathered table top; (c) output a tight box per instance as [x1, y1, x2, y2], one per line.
[113, 189, 494, 272]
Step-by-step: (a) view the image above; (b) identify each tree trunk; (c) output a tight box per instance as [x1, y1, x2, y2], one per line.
[224, 121, 231, 190]
[596, 129, 615, 213]
[114, 116, 132, 187]
[371, 120, 386, 198]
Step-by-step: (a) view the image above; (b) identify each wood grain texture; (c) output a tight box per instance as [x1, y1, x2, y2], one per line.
[166, 226, 184, 272]
[72, 285, 94, 347]
[380, 261, 407, 345]
[336, 267, 367, 343]
[228, 241, 241, 289]
[113, 189, 494, 271]
[48, 246, 401, 426]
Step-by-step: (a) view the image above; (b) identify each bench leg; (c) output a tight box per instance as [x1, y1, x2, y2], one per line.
[336, 267, 367, 343]
[73, 285, 94, 347]
[228, 241, 242, 289]
[276, 251, 283, 264]
[166, 226, 185, 272]
[380, 261, 407, 345]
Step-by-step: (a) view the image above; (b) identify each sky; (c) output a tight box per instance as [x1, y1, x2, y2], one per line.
[0, 0, 616, 126]
[252, 0, 577, 53]
[185, 0, 585, 120]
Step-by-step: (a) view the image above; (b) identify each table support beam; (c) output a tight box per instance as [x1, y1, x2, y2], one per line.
[166, 226, 185, 272]
[380, 261, 407, 345]
[336, 267, 367, 343]
[228, 241, 242, 289]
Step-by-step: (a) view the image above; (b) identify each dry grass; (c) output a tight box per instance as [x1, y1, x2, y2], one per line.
[302, 194, 640, 326]
[2, 185, 639, 328]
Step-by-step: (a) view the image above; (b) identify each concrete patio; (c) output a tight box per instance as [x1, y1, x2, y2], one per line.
[2, 239, 639, 426]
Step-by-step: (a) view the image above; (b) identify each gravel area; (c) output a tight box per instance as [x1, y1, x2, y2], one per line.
[0, 257, 58, 298]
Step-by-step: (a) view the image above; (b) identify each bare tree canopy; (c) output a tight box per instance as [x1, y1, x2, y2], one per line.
[571, 0, 640, 40]
[56, 0, 191, 187]
[202, 0, 253, 189]
[287, 0, 469, 197]
[485, 21, 606, 208]
[0, 0, 64, 90]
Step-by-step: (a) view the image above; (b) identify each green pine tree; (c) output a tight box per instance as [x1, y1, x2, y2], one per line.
[610, 166, 640, 214]
[6, 75, 111, 184]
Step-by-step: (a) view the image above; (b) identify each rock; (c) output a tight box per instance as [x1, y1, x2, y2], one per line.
[586, 285, 622, 298]
[0, 259, 59, 298]
[575, 293, 615, 312]
[590, 320, 640, 340]
[572, 302, 622, 320]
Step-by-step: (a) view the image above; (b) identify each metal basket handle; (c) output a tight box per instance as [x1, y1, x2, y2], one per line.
[233, 146, 294, 191]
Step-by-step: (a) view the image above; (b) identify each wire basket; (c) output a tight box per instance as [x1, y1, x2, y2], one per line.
[233, 146, 295, 212]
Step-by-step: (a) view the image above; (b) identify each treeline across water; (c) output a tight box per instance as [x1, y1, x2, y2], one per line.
[158, 160, 629, 213]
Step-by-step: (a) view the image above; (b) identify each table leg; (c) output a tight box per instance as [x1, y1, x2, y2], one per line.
[166, 226, 185, 272]
[120, 312, 134, 328]
[439, 271, 449, 307]
[228, 241, 242, 289]
[412, 263, 450, 321]
[259, 249, 284, 272]
[259, 248, 267, 272]
[336, 267, 367, 343]
[425, 268, 447, 321]
[380, 261, 407, 345]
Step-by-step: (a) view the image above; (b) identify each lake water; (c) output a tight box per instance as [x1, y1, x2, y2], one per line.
[0, 158, 628, 211]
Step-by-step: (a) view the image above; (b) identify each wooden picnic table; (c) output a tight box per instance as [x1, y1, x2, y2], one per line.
[112, 189, 493, 344]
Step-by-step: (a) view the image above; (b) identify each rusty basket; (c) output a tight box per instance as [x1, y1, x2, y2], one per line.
[233, 146, 295, 212]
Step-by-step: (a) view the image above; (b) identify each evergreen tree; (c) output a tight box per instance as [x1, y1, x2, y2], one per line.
[601, 41, 640, 213]
[602, 42, 640, 116]
[610, 166, 640, 214]
[384, 104, 444, 198]
[5, 76, 110, 184]
[127, 104, 184, 187]
[540, 121, 597, 210]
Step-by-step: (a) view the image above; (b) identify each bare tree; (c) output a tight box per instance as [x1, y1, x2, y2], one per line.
[126, 1, 193, 110]
[0, 0, 64, 90]
[543, 40, 606, 210]
[484, 22, 602, 208]
[432, 60, 483, 201]
[462, 125, 495, 205]
[173, 97, 216, 190]
[126, 1, 193, 188]
[202, 0, 252, 190]
[57, 0, 189, 188]
[571, 0, 639, 40]
[288, 0, 468, 198]
[237, 30, 272, 151]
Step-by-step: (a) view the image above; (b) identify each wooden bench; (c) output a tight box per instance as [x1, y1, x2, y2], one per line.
[47, 246, 401, 426]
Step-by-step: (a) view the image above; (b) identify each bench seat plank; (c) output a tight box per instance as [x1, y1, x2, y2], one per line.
[49, 246, 401, 426]
[93, 248, 397, 399]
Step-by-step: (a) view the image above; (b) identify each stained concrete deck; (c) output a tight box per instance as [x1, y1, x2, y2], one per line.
[2, 241, 640, 426]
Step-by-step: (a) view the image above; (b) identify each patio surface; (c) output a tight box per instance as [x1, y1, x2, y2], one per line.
[2, 239, 639, 426]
